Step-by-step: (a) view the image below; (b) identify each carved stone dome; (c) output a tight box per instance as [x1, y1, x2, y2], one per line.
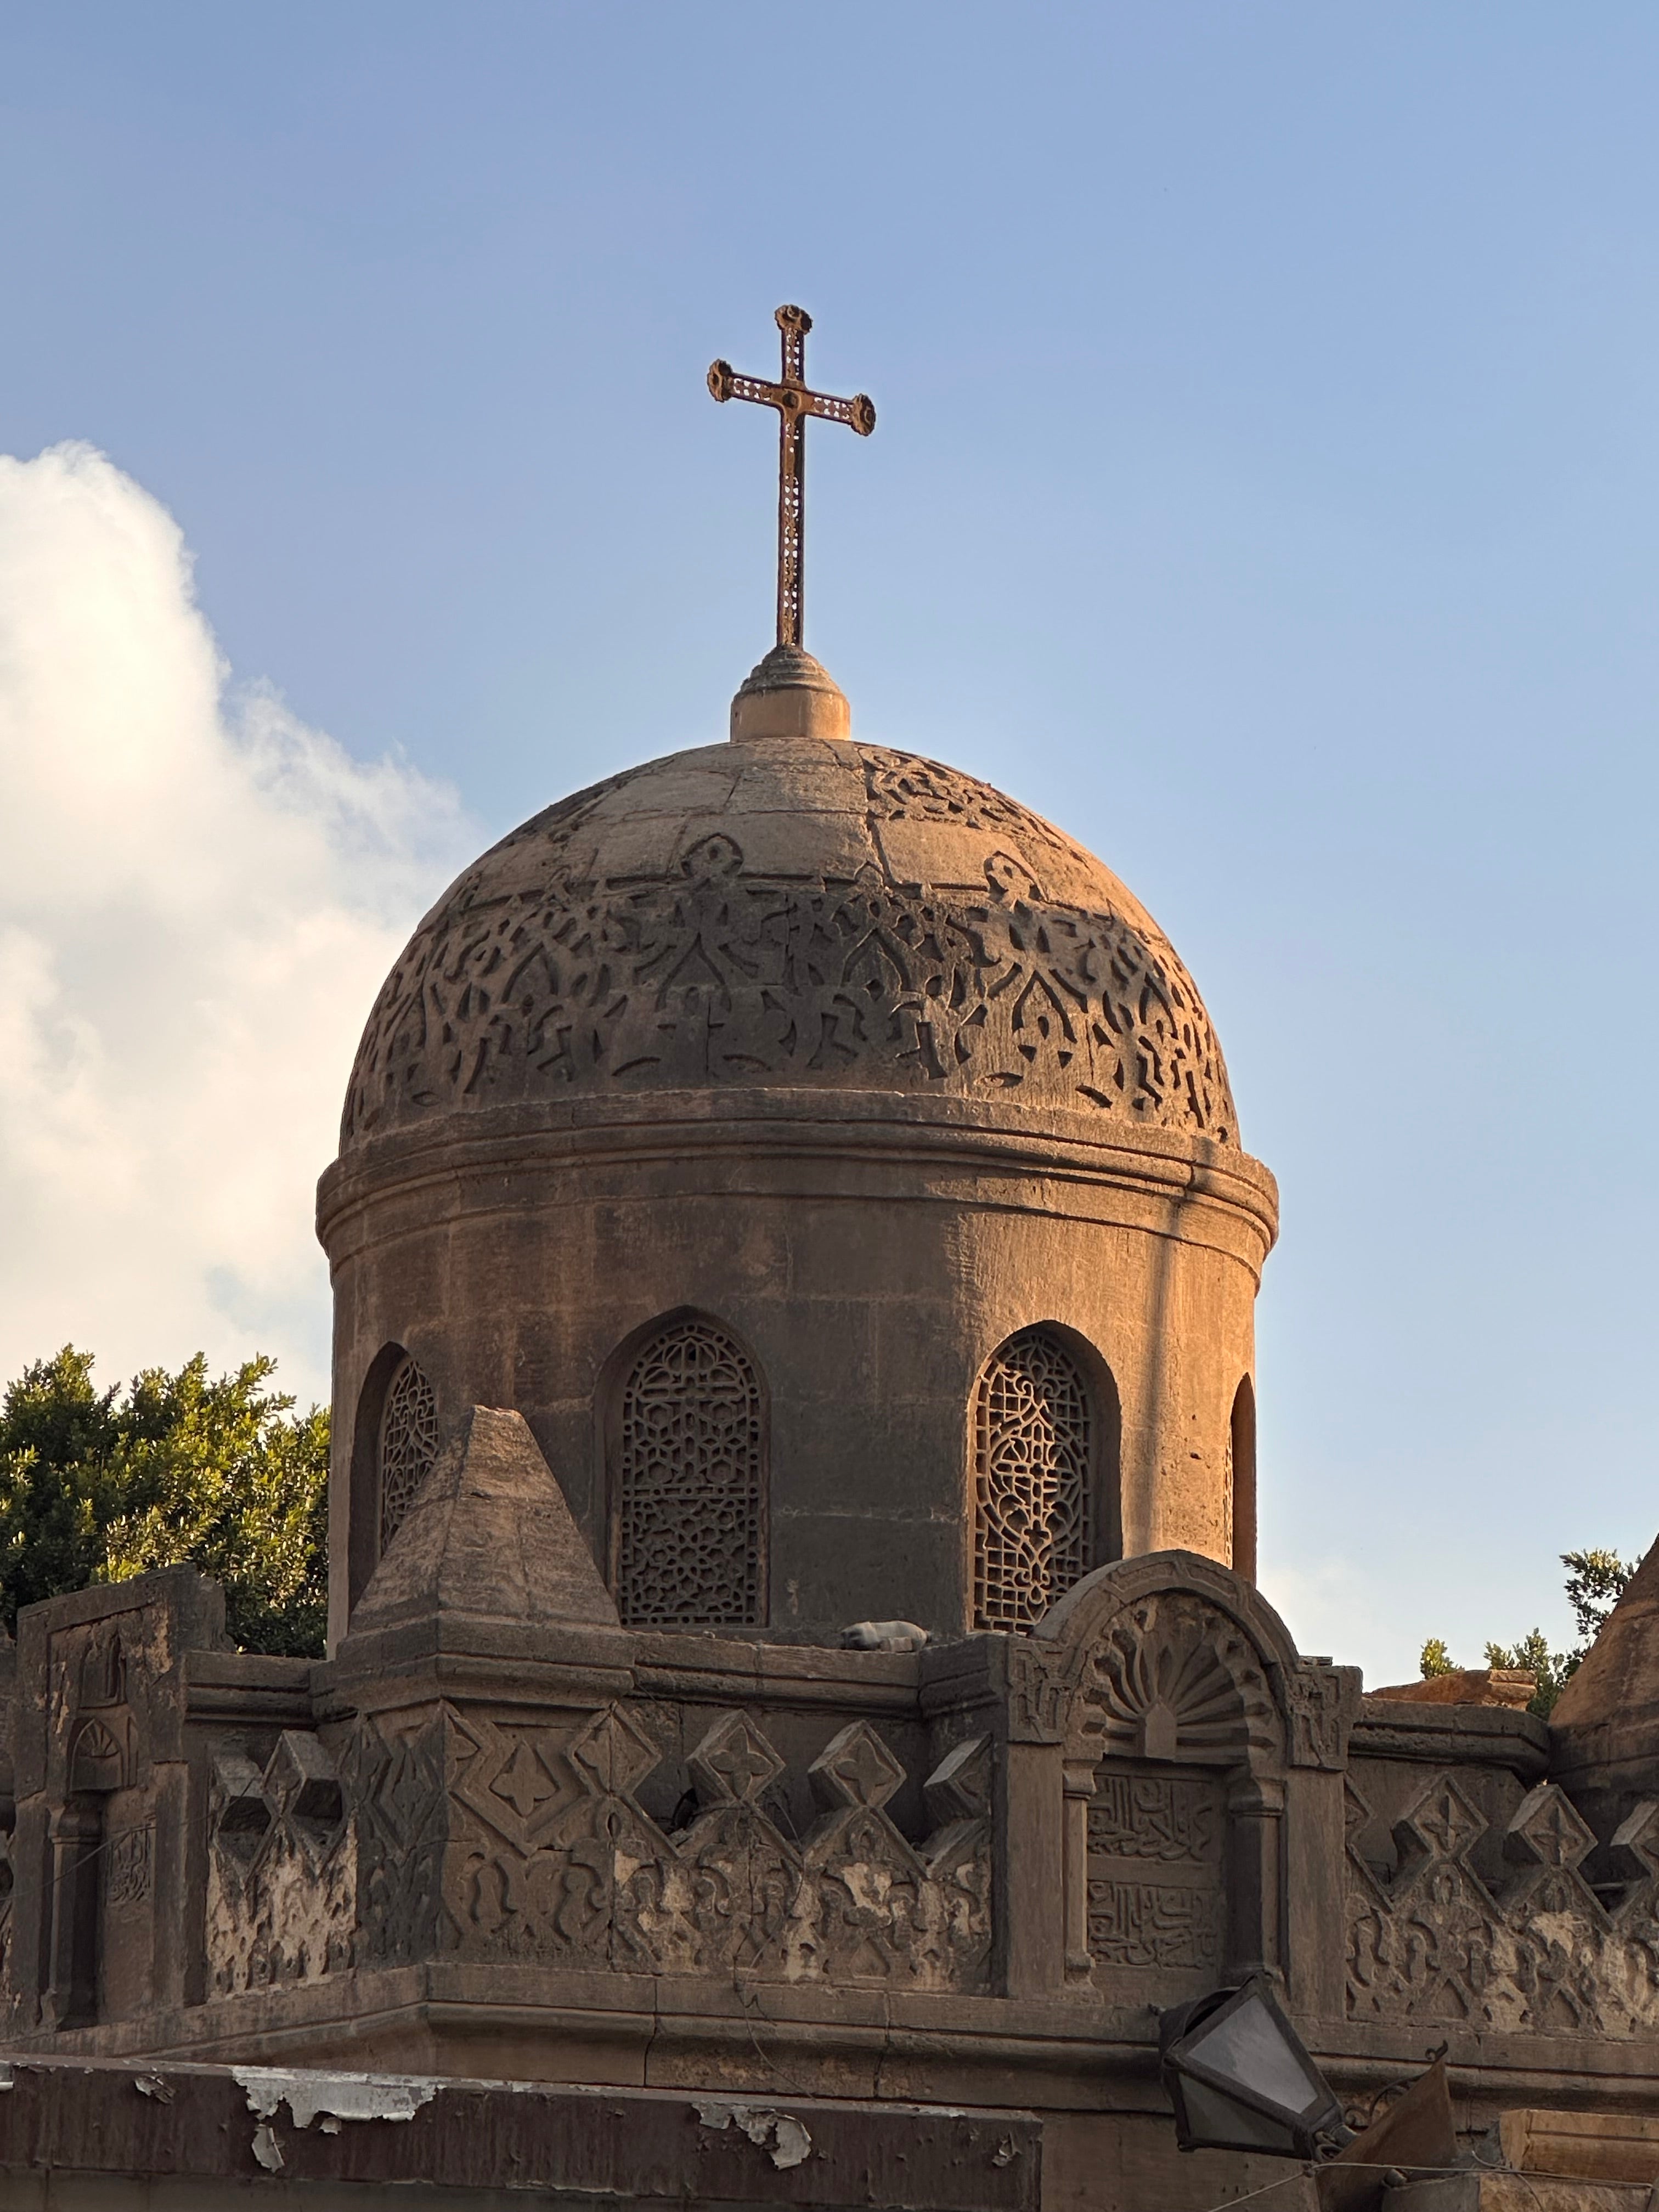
[321, 652, 1272, 1652]
[341, 714, 1237, 1150]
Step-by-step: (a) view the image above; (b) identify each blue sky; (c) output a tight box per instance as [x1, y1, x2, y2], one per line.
[2, 4, 1656, 1680]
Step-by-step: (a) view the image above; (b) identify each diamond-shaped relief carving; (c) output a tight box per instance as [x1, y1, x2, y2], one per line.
[569, 1704, 662, 1801]
[924, 1735, 991, 1825]
[1610, 1799, 1659, 1884]
[1505, 1783, 1595, 1873]
[265, 1730, 344, 1830]
[810, 1722, 904, 1812]
[1399, 1775, 1487, 1865]
[450, 1712, 581, 1852]
[689, 1713, 785, 1805]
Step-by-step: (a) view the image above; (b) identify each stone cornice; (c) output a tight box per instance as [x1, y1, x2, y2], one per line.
[317, 1088, 1278, 1271]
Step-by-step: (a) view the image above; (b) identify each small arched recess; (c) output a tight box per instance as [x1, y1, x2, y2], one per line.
[348, 1342, 439, 1612]
[604, 1310, 768, 1629]
[972, 1324, 1121, 1632]
[1229, 1375, 1257, 1583]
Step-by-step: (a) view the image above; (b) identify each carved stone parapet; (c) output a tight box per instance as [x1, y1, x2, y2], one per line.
[205, 1730, 354, 1995]
[340, 1696, 991, 1994]
[1346, 1768, 1659, 2037]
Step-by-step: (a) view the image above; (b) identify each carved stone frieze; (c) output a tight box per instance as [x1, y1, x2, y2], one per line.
[1345, 1771, 1659, 2036]
[340, 1700, 991, 1993]
[206, 1731, 354, 1996]
[341, 746, 1234, 1144]
[341, 1709, 450, 1969]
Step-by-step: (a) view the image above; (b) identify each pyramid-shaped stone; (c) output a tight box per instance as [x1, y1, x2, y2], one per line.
[351, 1405, 618, 1635]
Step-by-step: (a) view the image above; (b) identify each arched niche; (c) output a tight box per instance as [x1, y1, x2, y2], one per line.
[1036, 1552, 1307, 1998]
[347, 1342, 438, 1616]
[600, 1308, 769, 1629]
[969, 1324, 1121, 1633]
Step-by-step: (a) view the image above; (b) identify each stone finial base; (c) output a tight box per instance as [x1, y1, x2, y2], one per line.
[730, 643, 850, 742]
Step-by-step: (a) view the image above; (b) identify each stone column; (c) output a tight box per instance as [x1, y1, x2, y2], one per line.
[1062, 1758, 1096, 1984]
[1223, 1773, 1284, 1982]
[996, 1639, 1078, 1998]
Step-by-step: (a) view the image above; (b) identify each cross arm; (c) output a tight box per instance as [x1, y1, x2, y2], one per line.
[803, 387, 876, 436]
[707, 361, 876, 437]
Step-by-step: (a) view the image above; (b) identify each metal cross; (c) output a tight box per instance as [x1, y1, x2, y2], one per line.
[708, 305, 875, 651]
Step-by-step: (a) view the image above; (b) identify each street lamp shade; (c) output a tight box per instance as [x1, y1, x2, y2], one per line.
[1158, 1977, 1352, 2162]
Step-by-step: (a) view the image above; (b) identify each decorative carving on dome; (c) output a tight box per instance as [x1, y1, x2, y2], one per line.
[342, 746, 1234, 1146]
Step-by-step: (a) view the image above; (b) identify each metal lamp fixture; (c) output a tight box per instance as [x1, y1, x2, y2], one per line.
[1158, 1977, 1354, 2162]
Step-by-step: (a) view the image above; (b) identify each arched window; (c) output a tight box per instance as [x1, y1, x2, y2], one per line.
[378, 1352, 439, 1552]
[1229, 1375, 1257, 1582]
[973, 1327, 1097, 1632]
[612, 1317, 765, 1628]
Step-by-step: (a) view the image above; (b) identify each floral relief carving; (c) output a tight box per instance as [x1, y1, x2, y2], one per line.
[1275, 1661, 1361, 1771]
[1005, 1638, 1083, 1744]
[342, 747, 1234, 1144]
[1345, 1772, 1659, 2036]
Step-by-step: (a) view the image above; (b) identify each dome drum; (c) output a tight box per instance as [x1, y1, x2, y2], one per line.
[323, 709, 1277, 1654]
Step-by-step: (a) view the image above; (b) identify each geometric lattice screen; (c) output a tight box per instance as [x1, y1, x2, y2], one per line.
[972, 1327, 1092, 1632]
[377, 1352, 439, 1553]
[616, 1318, 765, 1628]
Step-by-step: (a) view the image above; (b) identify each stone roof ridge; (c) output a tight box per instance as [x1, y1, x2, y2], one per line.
[349, 1404, 619, 1635]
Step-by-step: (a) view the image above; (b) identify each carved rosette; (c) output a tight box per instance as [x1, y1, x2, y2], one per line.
[342, 746, 1235, 1145]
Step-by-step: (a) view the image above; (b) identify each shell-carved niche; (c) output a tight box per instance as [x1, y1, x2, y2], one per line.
[1074, 1592, 1280, 1770]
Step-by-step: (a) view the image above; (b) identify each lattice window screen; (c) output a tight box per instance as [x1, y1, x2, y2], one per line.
[616, 1320, 764, 1627]
[378, 1354, 438, 1551]
[973, 1328, 1091, 1632]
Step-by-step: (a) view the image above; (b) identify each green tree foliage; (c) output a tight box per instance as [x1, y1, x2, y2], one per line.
[0, 1346, 328, 1656]
[1420, 1548, 1639, 1719]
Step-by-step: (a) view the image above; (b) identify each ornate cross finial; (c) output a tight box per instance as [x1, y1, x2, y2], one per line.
[708, 306, 875, 651]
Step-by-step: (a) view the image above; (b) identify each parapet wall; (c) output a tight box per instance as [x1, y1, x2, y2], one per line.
[2, 1506, 1658, 2167]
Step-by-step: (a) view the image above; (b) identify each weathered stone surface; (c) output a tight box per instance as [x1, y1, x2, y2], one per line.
[340, 740, 1235, 1144]
[1370, 1668, 1537, 1710]
[349, 1405, 619, 1637]
[1551, 1534, 1659, 1801]
[1497, 2110, 1659, 2185]
[1344, 1766, 1659, 2036]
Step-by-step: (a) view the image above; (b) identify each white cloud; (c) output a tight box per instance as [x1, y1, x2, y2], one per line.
[0, 442, 475, 1406]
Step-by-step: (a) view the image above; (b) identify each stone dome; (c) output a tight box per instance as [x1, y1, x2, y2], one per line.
[321, 651, 1271, 1649]
[341, 689, 1236, 1151]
